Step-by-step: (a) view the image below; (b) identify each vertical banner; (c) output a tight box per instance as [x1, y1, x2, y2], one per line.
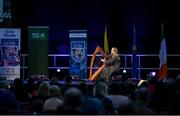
[0, 0, 3, 22]
[28, 26, 49, 76]
[0, 0, 12, 24]
[0, 28, 21, 80]
[69, 30, 87, 79]
[131, 25, 138, 79]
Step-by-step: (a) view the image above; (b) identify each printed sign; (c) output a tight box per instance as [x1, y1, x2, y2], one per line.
[0, 28, 21, 80]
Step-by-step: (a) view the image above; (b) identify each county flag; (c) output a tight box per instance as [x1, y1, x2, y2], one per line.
[131, 25, 138, 79]
[104, 27, 109, 52]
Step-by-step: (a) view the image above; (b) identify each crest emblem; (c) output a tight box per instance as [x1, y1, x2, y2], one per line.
[71, 41, 85, 62]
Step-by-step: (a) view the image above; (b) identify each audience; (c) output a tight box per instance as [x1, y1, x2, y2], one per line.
[1, 73, 180, 115]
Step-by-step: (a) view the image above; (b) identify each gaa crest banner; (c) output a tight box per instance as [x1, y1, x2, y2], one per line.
[69, 30, 87, 79]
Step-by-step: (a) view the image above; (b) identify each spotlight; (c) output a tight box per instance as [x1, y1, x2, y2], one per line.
[151, 72, 156, 77]
[57, 68, 61, 72]
[123, 69, 127, 74]
[147, 71, 156, 80]
[138, 80, 147, 86]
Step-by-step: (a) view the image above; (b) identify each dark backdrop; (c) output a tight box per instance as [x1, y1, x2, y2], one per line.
[10, 0, 180, 78]
[11, 0, 180, 54]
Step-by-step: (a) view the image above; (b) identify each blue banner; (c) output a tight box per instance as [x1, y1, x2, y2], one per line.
[69, 30, 87, 79]
[131, 26, 138, 79]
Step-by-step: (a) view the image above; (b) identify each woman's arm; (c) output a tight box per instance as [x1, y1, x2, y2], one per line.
[105, 55, 119, 66]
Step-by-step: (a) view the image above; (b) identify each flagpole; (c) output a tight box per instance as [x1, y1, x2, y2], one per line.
[104, 26, 109, 52]
[132, 24, 138, 79]
[133, 24, 135, 33]
[161, 23, 164, 31]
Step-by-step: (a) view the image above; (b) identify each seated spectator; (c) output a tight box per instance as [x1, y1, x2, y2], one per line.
[26, 77, 36, 97]
[126, 79, 138, 101]
[50, 77, 60, 87]
[134, 87, 155, 114]
[0, 76, 20, 111]
[43, 85, 63, 113]
[31, 81, 50, 103]
[32, 99, 44, 115]
[93, 81, 115, 114]
[169, 91, 180, 114]
[78, 82, 106, 115]
[174, 75, 180, 91]
[0, 107, 9, 114]
[107, 82, 133, 114]
[12, 78, 30, 102]
[57, 87, 85, 114]
[61, 75, 72, 97]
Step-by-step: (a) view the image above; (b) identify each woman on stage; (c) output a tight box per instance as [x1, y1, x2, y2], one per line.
[99, 47, 121, 81]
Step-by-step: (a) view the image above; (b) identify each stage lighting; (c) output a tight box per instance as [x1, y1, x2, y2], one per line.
[147, 71, 157, 80]
[147, 71, 156, 77]
[151, 72, 156, 77]
[123, 69, 127, 74]
[57, 68, 61, 72]
[138, 79, 147, 86]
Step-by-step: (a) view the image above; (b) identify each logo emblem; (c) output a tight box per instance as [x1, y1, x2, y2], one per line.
[71, 41, 85, 62]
